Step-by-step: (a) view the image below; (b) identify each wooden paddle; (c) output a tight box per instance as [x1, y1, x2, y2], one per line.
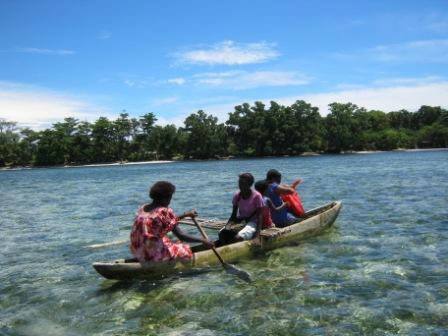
[87, 239, 128, 249]
[191, 217, 252, 283]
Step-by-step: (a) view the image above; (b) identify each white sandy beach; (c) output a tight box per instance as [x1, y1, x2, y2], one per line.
[0, 160, 173, 171]
[64, 160, 173, 168]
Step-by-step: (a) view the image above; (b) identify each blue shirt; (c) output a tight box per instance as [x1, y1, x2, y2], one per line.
[267, 182, 289, 226]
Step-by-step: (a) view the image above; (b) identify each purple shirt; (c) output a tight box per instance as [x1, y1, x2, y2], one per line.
[232, 190, 264, 224]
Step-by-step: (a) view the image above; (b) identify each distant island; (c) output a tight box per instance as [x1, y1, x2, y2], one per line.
[1, 100, 447, 168]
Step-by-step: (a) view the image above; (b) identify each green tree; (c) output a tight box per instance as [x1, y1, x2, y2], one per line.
[183, 110, 228, 159]
[34, 129, 65, 166]
[412, 105, 443, 129]
[325, 102, 361, 153]
[1, 101, 446, 168]
[140, 112, 157, 135]
[148, 125, 180, 159]
[354, 110, 389, 132]
[71, 121, 93, 163]
[388, 110, 413, 129]
[113, 113, 133, 161]
[287, 100, 325, 153]
[417, 123, 448, 148]
[0, 119, 20, 166]
[227, 103, 254, 155]
[52, 117, 79, 164]
[136, 112, 158, 157]
[92, 117, 115, 162]
[17, 128, 39, 165]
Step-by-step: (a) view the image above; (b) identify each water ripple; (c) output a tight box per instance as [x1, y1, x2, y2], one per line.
[1, 150, 447, 335]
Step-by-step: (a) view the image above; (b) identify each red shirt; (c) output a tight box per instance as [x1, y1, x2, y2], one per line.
[261, 197, 274, 229]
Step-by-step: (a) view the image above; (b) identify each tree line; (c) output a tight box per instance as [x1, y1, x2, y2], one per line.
[1, 100, 447, 167]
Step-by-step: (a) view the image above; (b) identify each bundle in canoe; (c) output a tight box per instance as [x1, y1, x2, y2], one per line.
[93, 201, 342, 281]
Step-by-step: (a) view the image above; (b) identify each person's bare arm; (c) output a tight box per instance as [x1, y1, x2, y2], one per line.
[255, 208, 263, 237]
[266, 198, 276, 211]
[173, 210, 214, 247]
[274, 201, 290, 211]
[291, 179, 303, 189]
[227, 205, 238, 224]
[172, 225, 214, 247]
[177, 209, 197, 220]
[275, 184, 295, 195]
[267, 198, 289, 211]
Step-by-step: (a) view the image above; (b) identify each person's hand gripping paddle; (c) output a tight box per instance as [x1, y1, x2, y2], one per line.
[192, 217, 252, 283]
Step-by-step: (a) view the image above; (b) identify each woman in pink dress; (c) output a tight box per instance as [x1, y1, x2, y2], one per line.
[130, 181, 214, 263]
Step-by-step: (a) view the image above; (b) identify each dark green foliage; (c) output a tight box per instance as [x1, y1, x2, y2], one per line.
[149, 125, 181, 159]
[412, 106, 444, 129]
[0, 102, 447, 167]
[183, 110, 228, 159]
[0, 119, 20, 166]
[226, 100, 325, 156]
[325, 103, 362, 153]
[417, 123, 448, 148]
[388, 110, 413, 129]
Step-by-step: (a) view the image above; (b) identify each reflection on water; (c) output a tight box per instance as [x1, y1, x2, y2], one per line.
[1, 150, 448, 335]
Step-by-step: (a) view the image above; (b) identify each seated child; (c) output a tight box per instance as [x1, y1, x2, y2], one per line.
[266, 169, 305, 227]
[254, 180, 290, 229]
[223, 173, 264, 242]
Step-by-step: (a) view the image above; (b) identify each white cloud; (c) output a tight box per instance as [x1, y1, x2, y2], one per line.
[155, 114, 187, 127]
[279, 80, 448, 115]
[15, 47, 75, 55]
[193, 70, 310, 89]
[187, 78, 448, 122]
[152, 96, 179, 106]
[335, 39, 448, 63]
[174, 40, 279, 65]
[0, 82, 113, 129]
[5, 78, 447, 131]
[123, 79, 148, 88]
[167, 77, 186, 85]
[372, 39, 448, 62]
[105, 78, 448, 128]
[371, 76, 443, 86]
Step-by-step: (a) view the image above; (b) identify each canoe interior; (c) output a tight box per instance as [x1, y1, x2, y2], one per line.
[93, 201, 342, 281]
[190, 201, 337, 253]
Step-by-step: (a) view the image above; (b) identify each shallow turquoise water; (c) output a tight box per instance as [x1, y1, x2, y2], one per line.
[1, 151, 447, 335]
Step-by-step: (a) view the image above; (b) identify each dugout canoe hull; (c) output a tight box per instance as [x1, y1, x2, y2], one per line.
[93, 201, 342, 281]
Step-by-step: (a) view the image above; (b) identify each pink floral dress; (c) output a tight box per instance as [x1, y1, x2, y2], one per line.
[130, 206, 193, 262]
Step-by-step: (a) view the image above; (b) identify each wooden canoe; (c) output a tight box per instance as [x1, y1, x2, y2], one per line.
[93, 201, 342, 281]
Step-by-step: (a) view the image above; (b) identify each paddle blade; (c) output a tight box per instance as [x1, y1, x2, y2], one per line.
[224, 263, 253, 283]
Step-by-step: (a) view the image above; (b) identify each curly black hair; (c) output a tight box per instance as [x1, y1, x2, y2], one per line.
[149, 181, 176, 201]
[266, 169, 281, 182]
[238, 172, 255, 186]
[254, 179, 269, 194]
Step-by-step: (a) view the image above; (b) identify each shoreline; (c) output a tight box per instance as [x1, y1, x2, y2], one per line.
[342, 148, 448, 155]
[0, 160, 173, 171]
[64, 160, 173, 168]
[1, 147, 447, 171]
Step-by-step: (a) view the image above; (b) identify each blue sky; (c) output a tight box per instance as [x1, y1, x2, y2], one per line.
[1, 0, 447, 128]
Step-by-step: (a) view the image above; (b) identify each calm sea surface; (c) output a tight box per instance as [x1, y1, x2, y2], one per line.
[1, 150, 447, 335]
